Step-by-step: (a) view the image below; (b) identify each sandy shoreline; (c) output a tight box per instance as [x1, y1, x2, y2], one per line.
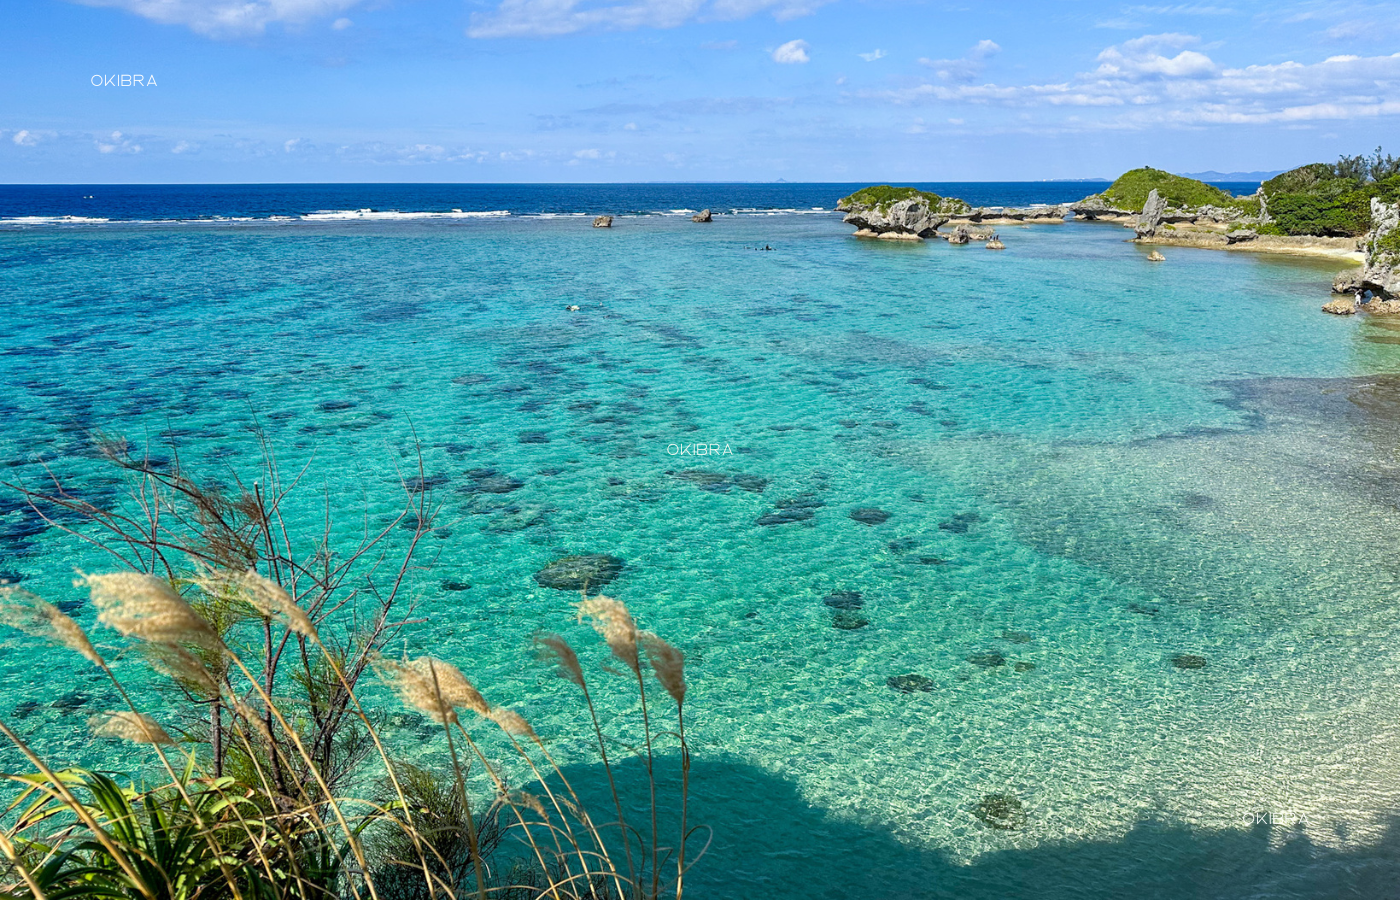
[1133, 227, 1365, 262]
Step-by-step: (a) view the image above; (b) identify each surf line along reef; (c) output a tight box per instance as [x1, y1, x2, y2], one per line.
[836, 156, 1400, 315]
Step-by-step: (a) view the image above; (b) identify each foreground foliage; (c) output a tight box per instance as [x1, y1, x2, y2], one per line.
[0, 441, 699, 900]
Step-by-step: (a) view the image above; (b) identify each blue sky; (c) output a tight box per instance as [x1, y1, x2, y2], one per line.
[2, 0, 1398, 182]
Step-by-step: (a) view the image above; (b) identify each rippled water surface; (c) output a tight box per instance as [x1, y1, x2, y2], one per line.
[2, 195, 1399, 898]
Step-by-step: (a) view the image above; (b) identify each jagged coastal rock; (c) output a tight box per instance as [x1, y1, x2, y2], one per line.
[1329, 199, 1399, 304]
[1322, 295, 1358, 315]
[837, 186, 971, 240]
[592, 216, 613, 228]
[1147, 250, 1166, 262]
[692, 209, 712, 223]
[1134, 189, 1168, 238]
[986, 236, 1005, 250]
[950, 205, 1068, 225]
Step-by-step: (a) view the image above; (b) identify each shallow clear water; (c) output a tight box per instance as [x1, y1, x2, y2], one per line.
[3, 202, 1399, 897]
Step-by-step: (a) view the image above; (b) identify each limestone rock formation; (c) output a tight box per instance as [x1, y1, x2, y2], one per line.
[844, 197, 949, 239]
[1322, 295, 1357, 315]
[1135, 189, 1168, 238]
[1147, 250, 1166, 262]
[1224, 229, 1257, 244]
[986, 237, 1005, 250]
[1359, 198, 1400, 298]
[1068, 196, 1136, 221]
[592, 216, 613, 228]
[692, 209, 712, 223]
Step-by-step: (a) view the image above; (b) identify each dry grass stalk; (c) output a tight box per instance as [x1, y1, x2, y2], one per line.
[640, 633, 685, 707]
[144, 642, 222, 698]
[202, 568, 317, 639]
[486, 707, 538, 742]
[88, 711, 175, 745]
[576, 597, 639, 675]
[535, 633, 585, 688]
[374, 654, 489, 724]
[0, 586, 102, 666]
[79, 572, 221, 649]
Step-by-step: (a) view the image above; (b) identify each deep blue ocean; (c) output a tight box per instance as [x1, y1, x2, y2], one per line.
[2, 182, 1398, 899]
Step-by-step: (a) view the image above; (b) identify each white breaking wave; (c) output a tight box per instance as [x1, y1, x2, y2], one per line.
[0, 215, 112, 226]
[300, 209, 511, 221]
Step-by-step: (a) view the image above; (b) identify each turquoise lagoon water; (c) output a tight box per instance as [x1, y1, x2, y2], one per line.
[3, 201, 1400, 896]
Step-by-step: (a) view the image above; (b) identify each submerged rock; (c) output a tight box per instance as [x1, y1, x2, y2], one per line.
[592, 216, 613, 228]
[939, 512, 980, 534]
[407, 474, 451, 493]
[974, 794, 1027, 830]
[518, 430, 550, 444]
[1172, 653, 1208, 670]
[1014, 662, 1036, 673]
[887, 674, 934, 694]
[823, 590, 864, 610]
[441, 580, 472, 591]
[756, 493, 824, 526]
[533, 554, 624, 591]
[465, 471, 525, 494]
[832, 611, 869, 630]
[849, 507, 891, 526]
[966, 651, 1006, 668]
[1001, 630, 1032, 644]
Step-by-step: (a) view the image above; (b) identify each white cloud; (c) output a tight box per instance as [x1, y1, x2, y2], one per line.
[95, 130, 142, 154]
[858, 48, 885, 61]
[772, 38, 809, 64]
[920, 39, 1000, 82]
[12, 130, 37, 146]
[574, 148, 602, 158]
[867, 38, 1400, 131]
[1094, 33, 1215, 79]
[469, 0, 826, 38]
[78, 0, 363, 38]
[624, 121, 638, 130]
[331, 16, 352, 29]
[171, 140, 196, 153]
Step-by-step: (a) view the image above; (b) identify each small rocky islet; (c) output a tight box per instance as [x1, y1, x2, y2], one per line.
[837, 156, 1399, 310]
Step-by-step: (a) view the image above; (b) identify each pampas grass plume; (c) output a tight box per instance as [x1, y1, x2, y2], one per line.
[641, 632, 686, 706]
[88, 711, 175, 745]
[0, 587, 102, 666]
[80, 572, 220, 649]
[577, 596, 639, 675]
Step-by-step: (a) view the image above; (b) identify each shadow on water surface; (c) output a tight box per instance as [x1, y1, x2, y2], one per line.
[557, 755, 1400, 900]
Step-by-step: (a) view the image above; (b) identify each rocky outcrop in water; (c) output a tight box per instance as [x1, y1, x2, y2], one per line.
[1322, 295, 1358, 315]
[592, 216, 613, 228]
[1068, 196, 1136, 221]
[1135, 190, 1168, 238]
[692, 209, 712, 223]
[845, 198, 948, 240]
[838, 187, 972, 240]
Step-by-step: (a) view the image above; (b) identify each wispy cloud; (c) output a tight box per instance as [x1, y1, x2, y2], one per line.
[95, 130, 142, 153]
[12, 130, 38, 146]
[868, 35, 1400, 131]
[77, 0, 362, 38]
[469, 0, 827, 39]
[858, 48, 885, 61]
[772, 39, 809, 63]
[919, 39, 1000, 82]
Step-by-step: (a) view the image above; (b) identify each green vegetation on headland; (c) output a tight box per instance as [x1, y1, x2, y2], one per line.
[836, 185, 971, 215]
[1100, 167, 1242, 212]
[1260, 150, 1400, 237]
